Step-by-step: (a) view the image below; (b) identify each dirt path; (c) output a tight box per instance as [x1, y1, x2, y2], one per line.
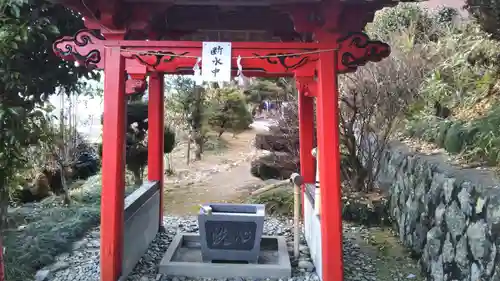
[163, 128, 266, 215]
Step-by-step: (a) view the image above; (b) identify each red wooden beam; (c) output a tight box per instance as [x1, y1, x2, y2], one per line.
[148, 72, 166, 229]
[123, 51, 316, 75]
[100, 47, 126, 281]
[53, 29, 390, 78]
[114, 39, 321, 76]
[316, 49, 344, 281]
[170, 69, 296, 77]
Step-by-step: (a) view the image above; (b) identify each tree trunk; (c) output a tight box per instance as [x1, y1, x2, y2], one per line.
[55, 162, 72, 205]
[132, 168, 143, 186]
[0, 183, 8, 281]
[191, 86, 204, 161]
[186, 133, 191, 165]
[194, 148, 202, 160]
[347, 155, 368, 192]
[167, 153, 170, 171]
[194, 133, 203, 161]
[167, 153, 172, 171]
[0, 233, 4, 281]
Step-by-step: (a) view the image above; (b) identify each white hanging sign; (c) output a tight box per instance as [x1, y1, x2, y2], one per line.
[201, 42, 232, 82]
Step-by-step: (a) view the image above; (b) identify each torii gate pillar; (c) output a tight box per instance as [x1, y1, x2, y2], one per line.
[296, 48, 344, 281]
[100, 47, 126, 281]
[148, 72, 165, 229]
[316, 49, 344, 281]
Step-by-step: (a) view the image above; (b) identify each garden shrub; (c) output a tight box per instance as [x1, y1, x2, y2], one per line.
[437, 120, 453, 147]
[250, 152, 299, 180]
[420, 24, 500, 109]
[435, 6, 459, 24]
[248, 186, 392, 226]
[419, 118, 441, 143]
[338, 3, 440, 192]
[207, 87, 253, 137]
[203, 134, 229, 152]
[405, 103, 500, 166]
[463, 105, 500, 164]
[368, 3, 438, 42]
[399, 17, 500, 167]
[342, 191, 391, 226]
[465, 0, 500, 39]
[443, 122, 466, 153]
[248, 187, 293, 217]
[405, 116, 442, 142]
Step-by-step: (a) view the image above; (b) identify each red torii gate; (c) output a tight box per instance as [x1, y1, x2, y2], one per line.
[50, 1, 392, 280]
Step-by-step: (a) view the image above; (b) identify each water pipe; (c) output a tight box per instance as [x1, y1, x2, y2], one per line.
[290, 172, 303, 259]
[199, 204, 213, 215]
[311, 147, 320, 216]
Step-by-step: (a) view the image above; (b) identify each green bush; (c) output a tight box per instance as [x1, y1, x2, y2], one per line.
[367, 3, 437, 42]
[399, 18, 500, 167]
[207, 87, 253, 137]
[420, 118, 441, 143]
[465, 0, 500, 39]
[203, 134, 229, 152]
[420, 24, 500, 108]
[405, 116, 441, 142]
[437, 120, 453, 147]
[464, 105, 500, 164]
[405, 103, 500, 166]
[443, 122, 466, 153]
[248, 187, 294, 216]
[342, 193, 391, 226]
[163, 126, 177, 154]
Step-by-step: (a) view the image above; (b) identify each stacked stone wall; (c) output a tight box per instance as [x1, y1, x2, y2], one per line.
[380, 142, 500, 281]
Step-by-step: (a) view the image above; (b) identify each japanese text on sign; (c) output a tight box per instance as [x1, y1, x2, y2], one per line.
[201, 42, 232, 82]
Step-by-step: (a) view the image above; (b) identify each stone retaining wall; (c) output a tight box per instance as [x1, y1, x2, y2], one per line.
[380, 142, 500, 281]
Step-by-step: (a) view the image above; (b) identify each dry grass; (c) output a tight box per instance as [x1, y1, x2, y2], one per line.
[453, 94, 499, 121]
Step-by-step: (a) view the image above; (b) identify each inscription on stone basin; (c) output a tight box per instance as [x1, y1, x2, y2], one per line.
[198, 203, 265, 263]
[205, 221, 257, 251]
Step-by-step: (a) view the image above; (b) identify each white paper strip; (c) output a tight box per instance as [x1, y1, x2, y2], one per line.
[193, 57, 203, 85]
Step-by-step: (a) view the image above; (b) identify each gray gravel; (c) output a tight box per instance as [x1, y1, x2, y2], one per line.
[36, 216, 383, 281]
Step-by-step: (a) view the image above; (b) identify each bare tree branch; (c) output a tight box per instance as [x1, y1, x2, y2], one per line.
[338, 46, 430, 192]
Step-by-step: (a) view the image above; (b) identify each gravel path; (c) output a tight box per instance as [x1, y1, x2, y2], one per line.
[35, 216, 419, 281]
